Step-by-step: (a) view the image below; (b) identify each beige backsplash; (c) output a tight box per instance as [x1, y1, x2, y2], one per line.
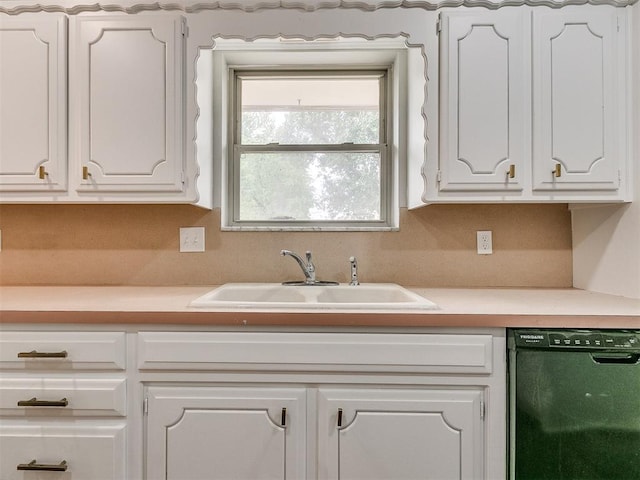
[0, 204, 572, 287]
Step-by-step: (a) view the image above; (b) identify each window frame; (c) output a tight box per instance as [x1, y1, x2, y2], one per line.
[227, 67, 393, 230]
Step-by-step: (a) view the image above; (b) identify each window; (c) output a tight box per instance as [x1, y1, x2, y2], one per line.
[228, 69, 391, 229]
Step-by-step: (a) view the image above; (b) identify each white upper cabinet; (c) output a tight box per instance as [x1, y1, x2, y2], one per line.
[439, 10, 529, 194]
[73, 16, 185, 195]
[0, 14, 197, 203]
[0, 16, 67, 192]
[532, 9, 622, 193]
[437, 6, 629, 203]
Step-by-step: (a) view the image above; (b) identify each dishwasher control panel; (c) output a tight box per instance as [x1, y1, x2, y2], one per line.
[513, 330, 640, 350]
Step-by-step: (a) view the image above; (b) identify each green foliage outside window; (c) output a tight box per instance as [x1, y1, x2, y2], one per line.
[239, 110, 382, 222]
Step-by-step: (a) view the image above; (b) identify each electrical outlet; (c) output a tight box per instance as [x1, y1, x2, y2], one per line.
[179, 227, 205, 253]
[477, 231, 493, 255]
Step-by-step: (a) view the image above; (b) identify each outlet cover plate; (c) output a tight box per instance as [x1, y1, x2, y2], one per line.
[477, 230, 493, 255]
[180, 227, 205, 253]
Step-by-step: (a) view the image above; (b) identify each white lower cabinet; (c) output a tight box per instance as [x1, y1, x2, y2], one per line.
[145, 386, 306, 479]
[0, 423, 126, 480]
[0, 330, 128, 479]
[140, 330, 505, 480]
[0, 327, 506, 479]
[317, 388, 484, 479]
[145, 385, 484, 480]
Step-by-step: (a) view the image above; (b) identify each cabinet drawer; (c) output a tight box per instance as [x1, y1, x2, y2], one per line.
[0, 332, 126, 370]
[138, 332, 493, 374]
[0, 423, 126, 480]
[0, 378, 126, 416]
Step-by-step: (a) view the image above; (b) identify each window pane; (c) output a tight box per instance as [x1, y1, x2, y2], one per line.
[238, 151, 381, 222]
[240, 76, 380, 145]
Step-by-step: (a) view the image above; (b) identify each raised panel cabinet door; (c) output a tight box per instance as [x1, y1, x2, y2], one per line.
[0, 423, 126, 480]
[532, 8, 622, 192]
[0, 16, 67, 192]
[317, 388, 485, 480]
[439, 10, 529, 192]
[74, 16, 184, 193]
[145, 386, 306, 480]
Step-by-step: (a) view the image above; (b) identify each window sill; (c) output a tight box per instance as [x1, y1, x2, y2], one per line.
[221, 225, 400, 232]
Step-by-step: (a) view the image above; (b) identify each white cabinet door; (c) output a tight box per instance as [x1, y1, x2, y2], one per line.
[439, 10, 529, 193]
[73, 16, 184, 193]
[0, 16, 67, 192]
[145, 386, 306, 480]
[0, 423, 126, 480]
[532, 8, 622, 192]
[317, 388, 485, 480]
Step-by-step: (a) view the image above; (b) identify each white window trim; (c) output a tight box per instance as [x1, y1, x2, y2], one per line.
[229, 67, 392, 229]
[206, 37, 408, 231]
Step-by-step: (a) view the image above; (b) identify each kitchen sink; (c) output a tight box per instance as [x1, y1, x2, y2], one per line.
[190, 283, 438, 311]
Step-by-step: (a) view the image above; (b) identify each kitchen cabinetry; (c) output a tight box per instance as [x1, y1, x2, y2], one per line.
[439, 10, 529, 194]
[0, 325, 506, 479]
[438, 6, 629, 202]
[317, 388, 484, 479]
[0, 15, 67, 193]
[139, 330, 504, 479]
[0, 425, 126, 480]
[532, 9, 623, 193]
[146, 386, 307, 479]
[146, 384, 485, 479]
[0, 331, 127, 479]
[0, 14, 194, 203]
[72, 16, 185, 195]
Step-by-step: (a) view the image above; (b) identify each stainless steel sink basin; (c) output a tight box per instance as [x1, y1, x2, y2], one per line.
[190, 283, 438, 311]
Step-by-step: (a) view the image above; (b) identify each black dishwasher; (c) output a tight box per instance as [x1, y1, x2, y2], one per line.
[508, 329, 640, 480]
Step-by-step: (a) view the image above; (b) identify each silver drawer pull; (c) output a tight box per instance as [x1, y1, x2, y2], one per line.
[17, 460, 68, 471]
[18, 350, 68, 359]
[17, 397, 69, 407]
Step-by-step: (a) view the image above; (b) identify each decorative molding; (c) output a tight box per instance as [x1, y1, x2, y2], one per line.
[194, 33, 428, 224]
[0, 0, 636, 16]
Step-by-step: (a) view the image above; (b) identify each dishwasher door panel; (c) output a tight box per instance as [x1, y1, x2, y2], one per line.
[513, 349, 640, 480]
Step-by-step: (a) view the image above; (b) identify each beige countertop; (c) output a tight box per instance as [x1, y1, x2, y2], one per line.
[1, 285, 639, 328]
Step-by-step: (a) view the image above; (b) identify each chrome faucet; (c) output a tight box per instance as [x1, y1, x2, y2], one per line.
[349, 256, 359, 286]
[281, 250, 316, 284]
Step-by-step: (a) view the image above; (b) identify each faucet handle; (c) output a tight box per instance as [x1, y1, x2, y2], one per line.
[349, 256, 359, 286]
[305, 251, 315, 273]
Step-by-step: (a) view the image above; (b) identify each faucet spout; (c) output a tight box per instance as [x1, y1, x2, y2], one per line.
[281, 249, 316, 284]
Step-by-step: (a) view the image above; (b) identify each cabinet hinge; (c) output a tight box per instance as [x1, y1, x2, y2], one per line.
[480, 401, 486, 421]
[618, 169, 622, 186]
[436, 14, 442, 35]
[143, 397, 148, 415]
[181, 18, 188, 37]
[436, 170, 442, 184]
[181, 172, 185, 185]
